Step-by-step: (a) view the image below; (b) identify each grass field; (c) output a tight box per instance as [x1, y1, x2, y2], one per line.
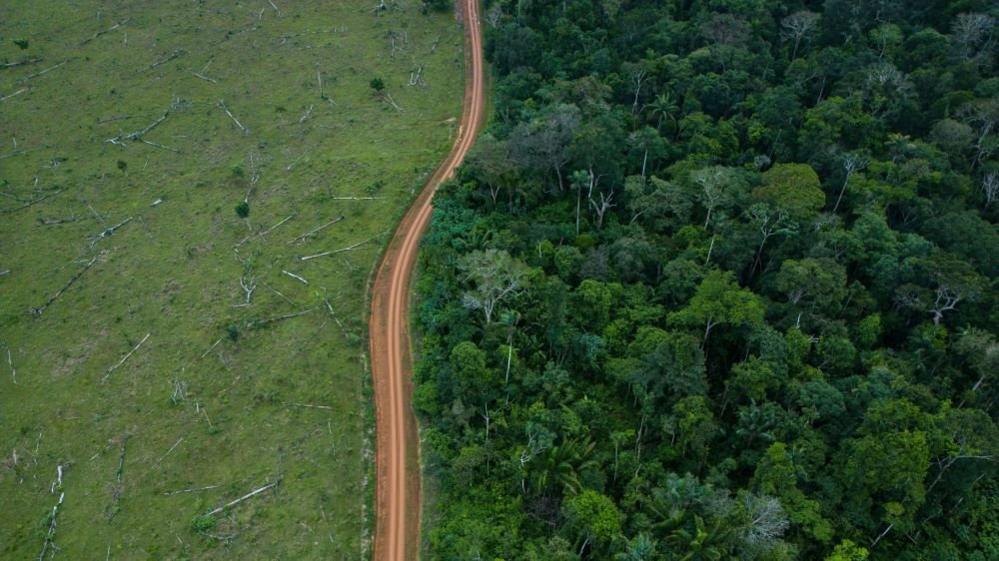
[0, 1, 463, 558]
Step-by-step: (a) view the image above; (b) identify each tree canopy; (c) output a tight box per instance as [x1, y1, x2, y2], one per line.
[417, 1, 998, 559]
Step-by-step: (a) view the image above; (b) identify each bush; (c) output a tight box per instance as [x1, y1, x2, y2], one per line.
[421, 0, 451, 13]
[190, 514, 216, 534]
[235, 201, 250, 218]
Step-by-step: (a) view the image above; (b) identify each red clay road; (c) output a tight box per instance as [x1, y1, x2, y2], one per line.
[368, 0, 485, 559]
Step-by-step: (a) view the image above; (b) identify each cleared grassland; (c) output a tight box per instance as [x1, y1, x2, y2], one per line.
[0, 1, 462, 559]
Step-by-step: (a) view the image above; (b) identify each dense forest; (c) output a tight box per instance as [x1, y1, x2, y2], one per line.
[415, 0, 997, 559]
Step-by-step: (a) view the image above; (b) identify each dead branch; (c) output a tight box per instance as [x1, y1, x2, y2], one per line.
[192, 71, 217, 84]
[98, 114, 131, 124]
[85, 200, 105, 222]
[106, 112, 169, 146]
[299, 236, 376, 261]
[1, 58, 41, 69]
[38, 216, 82, 226]
[322, 291, 346, 332]
[328, 196, 383, 200]
[269, 0, 281, 14]
[6, 346, 15, 384]
[200, 403, 216, 425]
[144, 49, 185, 72]
[81, 18, 130, 45]
[243, 152, 260, 203]
[317, 69, 324, 98]
[0, 88, 28, 102]
[163, 484, 219, 496]
[205, 480, 279, 517]
[219, 100, 248, 134]
[236, 213, 295, 248]
[200, 337, 223, 359]
[193, 59, 219, 83]
[139, 138, 180, 152]
[289, 215, 344, 244]
[239, 274, 257, 305]
[21, 60, 67, 81]
[0, 149, 27, 160]
[288, 402, 333, 410]
[52, 463, 64, 492]
[282, 270, 308, 284]
[0, 189, 64, 214]
[115, 437, 128, 482]
[170, 378, 187, 403]
[156, 437, 183, 464]
[0, 269, 9, 276]
[89, 216, 132, 247]
[381, 91, 402, 112]
[285, 154, 306, 171]
[387, 29, 408, 57]
[32, 253, 101, 317]
[299, 104, 314, 123]
[408, 64, 425, 87]
[248, 308, 315, 328]
[262, 283, 294, 305]
[102, 333, 150, 381]
[38, 487, 64, 561]
[106, 436, 129, 520]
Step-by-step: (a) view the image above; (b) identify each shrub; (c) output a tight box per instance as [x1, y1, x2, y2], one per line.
[235, 201, 250, 218]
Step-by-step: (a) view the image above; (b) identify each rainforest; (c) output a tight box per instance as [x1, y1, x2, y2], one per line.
[415, 1, 998, 560]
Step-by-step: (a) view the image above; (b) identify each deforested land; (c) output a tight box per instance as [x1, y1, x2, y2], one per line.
[0, 1, 462, 559]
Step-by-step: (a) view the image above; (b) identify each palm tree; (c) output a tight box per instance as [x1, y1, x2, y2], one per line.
[647, 92, 679, 134]
[666, 515, 734, 561]
[615, 533, 656, 561]
[528, 436, 597, 497]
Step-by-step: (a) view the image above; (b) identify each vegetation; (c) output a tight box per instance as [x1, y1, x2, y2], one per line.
[0, 1, 462, 559]
[416, 1, 998, 560]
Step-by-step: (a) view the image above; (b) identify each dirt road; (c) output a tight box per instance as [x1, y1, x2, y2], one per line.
[368, 0, 485, 559]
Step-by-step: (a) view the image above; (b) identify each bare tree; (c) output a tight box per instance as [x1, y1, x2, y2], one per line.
[700, 13, 750, 46]
[958, 98, 998, 167]
[864, 62, 914, 118]
[509, 104, 581, 190]
[236, 257, 257, 305]
[748, 203, 795, 279]
[571, 170, 591, 235]
[740, 494, 790, 551]
[981, 171, 998, 208]
[459, 249, 528, 324]
[832, 152, 869, 213]
[589, 188, 615, 228]
[931, 286, 966, 326]
[690, 166, 740, 229]
[623, 62, 649, 114]
[781, 11, 820, 60]
[484, 3, 502, 28]
[952, 13, 995, 65]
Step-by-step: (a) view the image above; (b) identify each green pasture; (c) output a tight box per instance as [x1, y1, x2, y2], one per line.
[0, 1, 462, 558]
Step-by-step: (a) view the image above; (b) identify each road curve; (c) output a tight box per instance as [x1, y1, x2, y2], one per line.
[368, 0, 485, 560]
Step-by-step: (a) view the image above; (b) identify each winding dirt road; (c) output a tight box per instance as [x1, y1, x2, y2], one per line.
[368, 0, 484, 559]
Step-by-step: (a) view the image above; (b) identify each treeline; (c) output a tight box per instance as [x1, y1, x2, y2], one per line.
[415, 1, 997, 559]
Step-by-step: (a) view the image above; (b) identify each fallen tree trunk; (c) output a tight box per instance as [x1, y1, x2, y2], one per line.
[32, 253, 100, 317]
[205, 480, 279, 516]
